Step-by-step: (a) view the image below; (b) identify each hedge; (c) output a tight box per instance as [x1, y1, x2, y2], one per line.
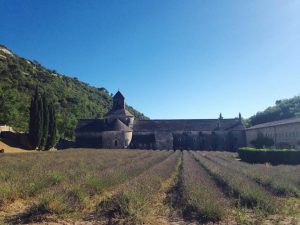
[238, 147, 300, 165]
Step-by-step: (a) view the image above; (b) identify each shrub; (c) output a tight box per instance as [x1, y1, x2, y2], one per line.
[0, 183, 19, 206]
[33, 191, 71, 214]
[238, 148, 300, 165]
[250, 133, 274, 149]
[85, 177, 104, 194]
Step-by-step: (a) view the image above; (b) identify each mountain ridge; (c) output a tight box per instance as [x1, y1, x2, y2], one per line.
[0, 44, 148, 140]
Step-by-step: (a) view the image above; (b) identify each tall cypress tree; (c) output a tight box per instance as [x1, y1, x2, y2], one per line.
[36, 92, 44, 150]
[39, 93, 49, 150]
[29, 87, 57, 150]
[29, 87, 40, 149]
[46, 102, 57, 150]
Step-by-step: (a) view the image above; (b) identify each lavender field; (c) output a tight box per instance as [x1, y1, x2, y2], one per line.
[0, 149, 299, 224]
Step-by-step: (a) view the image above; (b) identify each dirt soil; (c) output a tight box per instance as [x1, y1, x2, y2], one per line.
[0, 140, 33, 153]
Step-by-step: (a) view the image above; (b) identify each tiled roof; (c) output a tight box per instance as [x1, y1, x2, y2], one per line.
[133, 119, 243, 132]
[76, 118, 244, 133]
[109, 119, 132, 132]
[75, 119, 104, 133]
[105, 108, 134, 117]
[75, 118, 132, 133]
[247, 117, 300, 130]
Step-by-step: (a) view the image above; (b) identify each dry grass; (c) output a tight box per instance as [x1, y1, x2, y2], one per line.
[0, 140, 33, 153]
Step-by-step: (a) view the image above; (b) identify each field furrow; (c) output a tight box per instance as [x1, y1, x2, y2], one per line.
[177, 151, 231, 223]
[0, 149, 172, 223]
[192, 151, 278, 214]
[1, 149, 299, 224]
[96, 151, 181, 224]
[206, 152, 300, 197]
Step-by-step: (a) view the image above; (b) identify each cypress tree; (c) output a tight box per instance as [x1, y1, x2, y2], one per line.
[29, 87, 40, 149]
[46, 102, 57, 150]
[29, 87, 57, 150]
[36, 92, 44, 150]
[39, 93, 49, 150]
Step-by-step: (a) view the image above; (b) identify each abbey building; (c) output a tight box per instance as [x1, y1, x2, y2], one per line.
[75, 91, 246, 150]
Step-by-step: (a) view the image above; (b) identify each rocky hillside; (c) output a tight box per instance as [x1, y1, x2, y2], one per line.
[0, 45, 148, 139]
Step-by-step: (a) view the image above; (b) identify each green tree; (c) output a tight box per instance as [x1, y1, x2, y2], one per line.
[250, 133, 274, 149]
[46, 102, 57, 150]
[39, 93, 49, 150]
[29, 87, 43, 149]
[29, 88, 57, 150]
[1, 44, 148, 140]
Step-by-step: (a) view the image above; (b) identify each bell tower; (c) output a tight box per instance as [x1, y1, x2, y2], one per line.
[104, 91, 134, 127]
[112, 91, 125, 110]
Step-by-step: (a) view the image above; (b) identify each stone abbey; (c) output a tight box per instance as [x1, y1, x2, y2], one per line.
[75, 91, 246, 150]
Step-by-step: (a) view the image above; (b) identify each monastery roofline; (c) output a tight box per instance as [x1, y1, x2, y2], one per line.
[135, 118, 239, 121]
[77, 118, 240, 121]
[247, 117, 300, 130]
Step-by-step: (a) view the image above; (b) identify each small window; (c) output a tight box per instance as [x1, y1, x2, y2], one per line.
[114, 140, 118, 147]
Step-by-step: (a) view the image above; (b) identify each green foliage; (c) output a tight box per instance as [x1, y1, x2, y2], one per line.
[40, 93, 49, 149]
[46, 102, 57, 150]
[239, 147, 300, 152]
[250, 133, 274, 149]
[29, 87, 57, 150]
[29, 87, 43, 149]
[248, 96, 300, 127]
[238, 148, 300, 165]
[0, 45, 148, 140]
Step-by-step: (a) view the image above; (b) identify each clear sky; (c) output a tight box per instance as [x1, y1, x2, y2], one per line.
[1, 0, 300, 119]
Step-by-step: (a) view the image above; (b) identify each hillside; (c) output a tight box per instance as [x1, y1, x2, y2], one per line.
[247, 95, 300, 127]
[0, 45, 148, 139]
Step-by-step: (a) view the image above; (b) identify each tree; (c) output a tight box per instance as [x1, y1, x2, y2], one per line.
[226, 131, 238, 151]
[29, 87, 43, 149]
[250, 133, 274, 149]
[46, 102, 57, 150]
[39, 93, 49, 150]
[29, 87, 57, 150]
[211, 132, 218, 150]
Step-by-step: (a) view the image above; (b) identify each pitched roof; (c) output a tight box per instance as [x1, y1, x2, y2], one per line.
[108, 119, 132, 132]
[133, 119, 243, 132]
[75, 118, 132, 133]
[113, 91, 125, 99]
[247, 117, 300, 130]
[105, 108, 134, 117]
[75, 119, 104, 133]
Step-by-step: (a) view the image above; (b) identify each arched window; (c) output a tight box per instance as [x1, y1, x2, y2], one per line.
[114, 140, 118, 147]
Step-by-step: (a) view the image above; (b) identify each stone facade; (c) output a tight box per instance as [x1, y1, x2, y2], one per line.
[246, 117, 300, 149]
[75, 91, 246, 150]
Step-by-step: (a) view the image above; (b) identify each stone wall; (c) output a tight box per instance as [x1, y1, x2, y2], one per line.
[154, 132, 173, 150]
[102, 131, 132, 149]
[0, 125, 15, 134]
[246, 122, 300, 148]
[75, 132, 102, 148]
[131, 130, 245, 151]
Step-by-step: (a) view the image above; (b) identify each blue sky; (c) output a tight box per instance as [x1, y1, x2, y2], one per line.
[1, 0, 300, 119]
